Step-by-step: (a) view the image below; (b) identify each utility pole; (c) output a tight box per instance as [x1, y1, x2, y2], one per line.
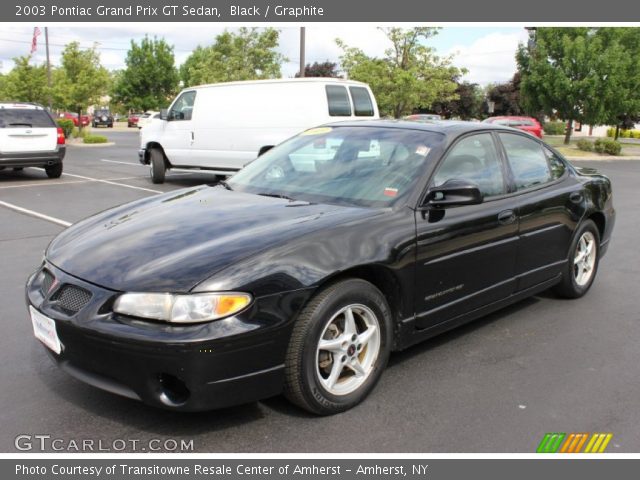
[299, 27, 306, 77]
[45, 27, 52, 110]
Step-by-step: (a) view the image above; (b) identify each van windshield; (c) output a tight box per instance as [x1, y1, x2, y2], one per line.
[228, 126, 444, 208]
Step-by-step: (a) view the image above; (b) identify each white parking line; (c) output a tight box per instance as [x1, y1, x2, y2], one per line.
[62, 172, 163, 194]
[0, 200, 72, 227]
[0, 180, 88, 190]
[100, 158, 144, 167]
[99, 159, 220, 176]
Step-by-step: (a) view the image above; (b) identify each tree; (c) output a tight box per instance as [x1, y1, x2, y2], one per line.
[432, 81, 484, 120]
[338, 28, 461, 118]
[597, 28, 640, 139]
[180, 28, 285, 86]
[517, 28, 621, 144]
[53, 42, 109, 129]
[112, 37, 179, 112]
[1, 56, 49, 104]
[484, 72, 524, 117]
[295, 61, 341, 78]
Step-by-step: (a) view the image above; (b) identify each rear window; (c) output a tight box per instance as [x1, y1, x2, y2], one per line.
[0, 108, 55, 128]
[349, 86, 374, 117]
[326, 85, 352, 117]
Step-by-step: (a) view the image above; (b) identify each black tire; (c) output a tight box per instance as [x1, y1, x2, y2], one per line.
[45, 163, 63, 179]
[284, 279, 392, 415]
[149, 148, 166, 184]
[553, 219, 601, 298]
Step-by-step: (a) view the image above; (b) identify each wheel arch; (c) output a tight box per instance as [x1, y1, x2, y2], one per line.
[586, 211, 606, 239]
[145, 142, 171, 167]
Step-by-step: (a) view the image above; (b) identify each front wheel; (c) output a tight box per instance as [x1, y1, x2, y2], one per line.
[149, 148, 166, 184]
[284, 279, 392, 415]
[554, 219, 600, 298]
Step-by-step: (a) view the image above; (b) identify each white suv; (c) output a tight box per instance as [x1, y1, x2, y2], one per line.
[0, 102, 66, 178]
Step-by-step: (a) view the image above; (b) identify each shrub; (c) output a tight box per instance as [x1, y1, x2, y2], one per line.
[606, 127, 616, 138]
[576, 139, 594, 152]
[56, 119, 74, 139]
[83, 134, 108, 144]
[593, 138, 605, 153]
[543, 121, 566, 136]
[604, 139, 622, 155]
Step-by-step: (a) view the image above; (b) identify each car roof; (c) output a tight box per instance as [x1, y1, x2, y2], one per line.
[324, 119, 522, 138]
[188, 77, 370, 90]
[0, 102, 46, 110]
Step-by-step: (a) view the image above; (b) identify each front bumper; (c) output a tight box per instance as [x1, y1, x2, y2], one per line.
[138, 148, 147, 165]
[0, 147, 65, 168]
[26, 262, 309, 411]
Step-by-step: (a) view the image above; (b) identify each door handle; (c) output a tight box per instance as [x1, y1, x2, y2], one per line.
[569, 191, 583, 204]
[497, 209, 516, 225]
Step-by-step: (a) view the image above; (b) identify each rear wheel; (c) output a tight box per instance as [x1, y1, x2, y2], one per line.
[284, 279, 392, 415]
[554, 219, 600, 298]
[45, 163, 63, 179]
[149, 148, 166, 184]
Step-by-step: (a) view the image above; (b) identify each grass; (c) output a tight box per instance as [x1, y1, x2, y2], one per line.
[545, 136, 639, 157]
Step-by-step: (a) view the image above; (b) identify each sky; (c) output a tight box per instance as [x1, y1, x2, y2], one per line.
[0, 25, 529, 85]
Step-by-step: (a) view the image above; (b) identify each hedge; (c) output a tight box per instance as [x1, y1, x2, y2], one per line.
[83, 134, 108, 144]
[56, 119, 74, 139]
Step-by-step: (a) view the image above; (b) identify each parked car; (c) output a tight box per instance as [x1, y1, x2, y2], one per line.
[92, 109, 114, 128]
[139, 78, 379, 183]
[404, 113, 442, 122]
[26, 120, 614, 414]
[483, 116, 543, 138]
[59, 111, 90, 128]
[137, 111, 159, 130]
[127, 113, 142, 128]
[0, 102, 65, 178]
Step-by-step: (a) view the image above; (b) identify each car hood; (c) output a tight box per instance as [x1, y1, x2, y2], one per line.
[46, 186, 378, 292]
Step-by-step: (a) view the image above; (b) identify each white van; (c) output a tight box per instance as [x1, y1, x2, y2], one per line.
[138, 78, 379, 183]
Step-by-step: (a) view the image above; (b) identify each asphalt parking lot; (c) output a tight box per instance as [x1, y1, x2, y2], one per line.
[1, 129, 639, 452]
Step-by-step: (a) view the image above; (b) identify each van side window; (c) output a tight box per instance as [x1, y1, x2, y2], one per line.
[326, 86, 352, 117]
[168, 91, 196, 121]
[349, 87, 374, 117]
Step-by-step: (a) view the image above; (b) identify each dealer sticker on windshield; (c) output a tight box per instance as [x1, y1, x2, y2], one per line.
[29, 306, 62, 354]
[300, 127, 332, 136]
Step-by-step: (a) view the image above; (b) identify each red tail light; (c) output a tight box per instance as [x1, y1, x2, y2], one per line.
[57, 127, 65, 145]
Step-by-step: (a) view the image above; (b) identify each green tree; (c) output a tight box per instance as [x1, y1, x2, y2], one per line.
[338, 28, 461, 118]
[180, 28, 285, 86]
[54, 42, 109, 129]
[295, 61, 341, 78]
[1, 56, 49, 104]
[517, 28, 621, 144]
[112, 36, 179, 112]
[484, 72, 524, 117]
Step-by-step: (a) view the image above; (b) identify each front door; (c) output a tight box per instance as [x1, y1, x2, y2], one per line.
[161, 90, 197, 167]
[414, 132, 519, 330]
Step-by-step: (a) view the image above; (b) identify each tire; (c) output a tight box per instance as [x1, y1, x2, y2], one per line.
[284, 279, 392, 415]
[553, 219, 601, 298]
[149, 148, 166, 184]
[45, 163, 63, 179]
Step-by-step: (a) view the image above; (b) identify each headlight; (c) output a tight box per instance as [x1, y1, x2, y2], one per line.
[113, 292, 252, 323]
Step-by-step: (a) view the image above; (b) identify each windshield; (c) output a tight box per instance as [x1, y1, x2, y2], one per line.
[228, 126, 444, 208]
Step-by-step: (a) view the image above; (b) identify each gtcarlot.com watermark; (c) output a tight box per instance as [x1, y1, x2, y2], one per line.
[15, 434, 194, 452]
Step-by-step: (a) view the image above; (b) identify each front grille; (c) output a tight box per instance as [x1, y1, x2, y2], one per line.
[51, 284, 92, 314]
[40, 269, 54, 296]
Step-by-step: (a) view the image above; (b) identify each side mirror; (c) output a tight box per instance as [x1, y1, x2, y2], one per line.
[258, 145, 274, 157]
[425, 179, 483, 207]
[160, 109, 168, 121]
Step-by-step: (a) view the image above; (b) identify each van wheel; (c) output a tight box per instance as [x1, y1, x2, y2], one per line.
[284, 279, 392, 415]
[150, 148, 166, 184]
[45, 163, 63, 179]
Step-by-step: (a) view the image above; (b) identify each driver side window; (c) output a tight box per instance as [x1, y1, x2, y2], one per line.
[169, 91, 196, 121]
[433, 133, 505, 197]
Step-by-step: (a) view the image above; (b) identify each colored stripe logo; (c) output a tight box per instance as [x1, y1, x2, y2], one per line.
[537, 433, 612, 453]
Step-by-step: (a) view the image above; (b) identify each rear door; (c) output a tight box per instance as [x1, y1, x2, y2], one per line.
[0, 107, 57, 153]
[497, 132, 577, 290]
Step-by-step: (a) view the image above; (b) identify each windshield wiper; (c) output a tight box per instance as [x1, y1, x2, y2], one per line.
[257, 192, 296, 201]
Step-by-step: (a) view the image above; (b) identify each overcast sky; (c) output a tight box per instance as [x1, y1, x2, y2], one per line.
[0, 25, 529, 85]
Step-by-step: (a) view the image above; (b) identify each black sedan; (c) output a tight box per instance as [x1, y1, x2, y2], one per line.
[25, 121, 615, 415]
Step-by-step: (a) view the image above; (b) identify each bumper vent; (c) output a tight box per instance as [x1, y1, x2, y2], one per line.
[40, 269, 55, 296]
[51, 284, 92, 314]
